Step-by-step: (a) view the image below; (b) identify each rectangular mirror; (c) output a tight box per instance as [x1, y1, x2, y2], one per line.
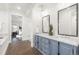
[58, 4, 78, 36]
[42, 15, 50, 33]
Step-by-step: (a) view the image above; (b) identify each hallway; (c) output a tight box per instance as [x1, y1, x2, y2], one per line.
[6, 40, 42, 55]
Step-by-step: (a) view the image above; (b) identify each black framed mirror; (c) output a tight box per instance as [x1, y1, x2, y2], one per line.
[58, 3, 78, 37]
[42, 15, 50, 33]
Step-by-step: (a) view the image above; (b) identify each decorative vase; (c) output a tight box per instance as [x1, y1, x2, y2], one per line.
[49, 24, 53, 36]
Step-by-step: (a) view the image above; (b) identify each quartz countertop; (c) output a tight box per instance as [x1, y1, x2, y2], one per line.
[35, 33, 79, 46]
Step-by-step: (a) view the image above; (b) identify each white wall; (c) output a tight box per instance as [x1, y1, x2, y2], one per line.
[32, 3, 58, 35]
[31, 4, 42, 47]
[12, 15, 22, 27]
[22, 16, 33, 41]
[0, 11, 11, 54]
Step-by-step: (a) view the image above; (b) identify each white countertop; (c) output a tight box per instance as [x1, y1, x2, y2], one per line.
[35, 33, 79, 46]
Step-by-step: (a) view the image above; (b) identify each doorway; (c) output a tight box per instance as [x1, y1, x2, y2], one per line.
[11, 15, 22, 42]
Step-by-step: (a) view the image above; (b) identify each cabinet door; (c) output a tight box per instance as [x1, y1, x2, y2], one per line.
[50, 39, 58, 55]
[34, 35, 39, 48]
[42, 38, 50, 55]
[38, 37, 50, 55]
[59, 42, 74, 55]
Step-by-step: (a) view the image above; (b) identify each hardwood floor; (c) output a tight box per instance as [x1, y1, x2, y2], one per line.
[5, 40, 42, 55]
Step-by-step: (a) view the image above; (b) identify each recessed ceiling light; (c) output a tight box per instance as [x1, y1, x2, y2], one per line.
[17, 6, 21, 10]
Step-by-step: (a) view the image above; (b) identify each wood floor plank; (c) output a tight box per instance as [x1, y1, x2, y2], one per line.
[5, 40, 42, 55]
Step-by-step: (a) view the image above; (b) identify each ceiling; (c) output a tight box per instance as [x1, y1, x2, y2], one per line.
[8, 3, 35, 15]
[0, 3, 58, 17]
[0, 3, 35, 16]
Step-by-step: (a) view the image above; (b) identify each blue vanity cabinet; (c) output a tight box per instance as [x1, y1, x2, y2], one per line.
[34, 34, 78, 55]
[34, 35, 39, 49]
[49, 39, 58, 55]
[59, 42, 74, 55]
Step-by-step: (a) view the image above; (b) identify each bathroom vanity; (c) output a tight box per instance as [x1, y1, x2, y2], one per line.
[33, 34, 79, 55]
